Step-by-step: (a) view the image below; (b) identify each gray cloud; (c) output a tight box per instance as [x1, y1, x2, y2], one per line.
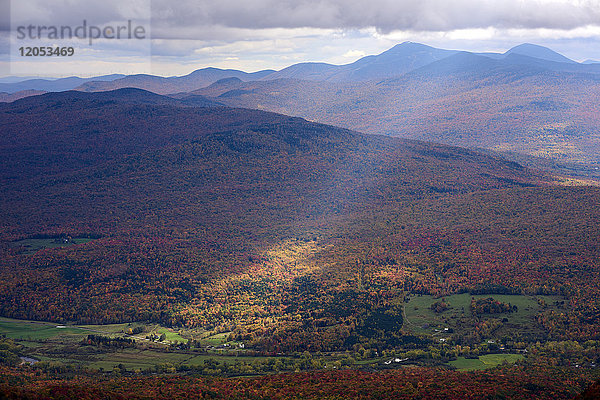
[9, 0, 150, 26]
[8, 0, 600, 39]
[150, 0, 600, 37]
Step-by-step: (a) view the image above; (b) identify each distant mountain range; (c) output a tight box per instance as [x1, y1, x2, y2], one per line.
[2, 42, 597, 95]
[75, 68, 275, 95]
[188, 48, 600, 178]
[2, 42, 599, 178]
[70, 42, 600, 91]
[0, 74, 125, 94]
[261, 42, 458, 82]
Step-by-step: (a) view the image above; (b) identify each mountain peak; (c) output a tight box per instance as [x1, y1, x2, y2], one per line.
[504, 43, 575, 64]
[382, 41, 441, 55]
[188, 67, 227, 75]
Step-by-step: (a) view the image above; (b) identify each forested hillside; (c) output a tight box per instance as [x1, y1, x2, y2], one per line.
[1, 90, 599, 355]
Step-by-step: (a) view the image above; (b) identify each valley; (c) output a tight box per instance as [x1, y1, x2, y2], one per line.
[0, 289, 569, 374]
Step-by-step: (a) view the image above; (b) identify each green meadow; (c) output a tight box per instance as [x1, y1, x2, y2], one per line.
[449, 354, 524, 371]
[402, 293, 564, 338]
[0, 317, 259, 372]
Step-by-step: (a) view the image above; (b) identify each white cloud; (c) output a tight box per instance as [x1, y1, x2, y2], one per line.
[343, 50, 367, 59]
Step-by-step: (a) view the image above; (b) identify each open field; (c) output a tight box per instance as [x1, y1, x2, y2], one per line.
[201, 332, 231, 345]
[0, 318, 279, 372]
[151, 326, 188, 343]
[403, 293, 564, 340]
[449, 354, 524, 371]
[0, 318, 87, 340]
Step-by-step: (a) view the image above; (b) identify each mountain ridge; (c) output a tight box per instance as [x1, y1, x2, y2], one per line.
[1, 42, 595, 98]
[0, 74, 125, 94]
[75, 67, 275, 95]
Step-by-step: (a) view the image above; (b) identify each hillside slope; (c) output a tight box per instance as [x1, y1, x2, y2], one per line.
[1, 90, 600, 351]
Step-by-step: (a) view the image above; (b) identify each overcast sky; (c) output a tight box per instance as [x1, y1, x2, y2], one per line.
[2, 0, 600, 77]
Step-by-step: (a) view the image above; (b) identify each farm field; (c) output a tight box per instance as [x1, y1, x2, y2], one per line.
[402, 293, 564, 340]
[0, 318, 311, 372]
[9, 237, 96, 255]
[449, 354, 524, 371]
